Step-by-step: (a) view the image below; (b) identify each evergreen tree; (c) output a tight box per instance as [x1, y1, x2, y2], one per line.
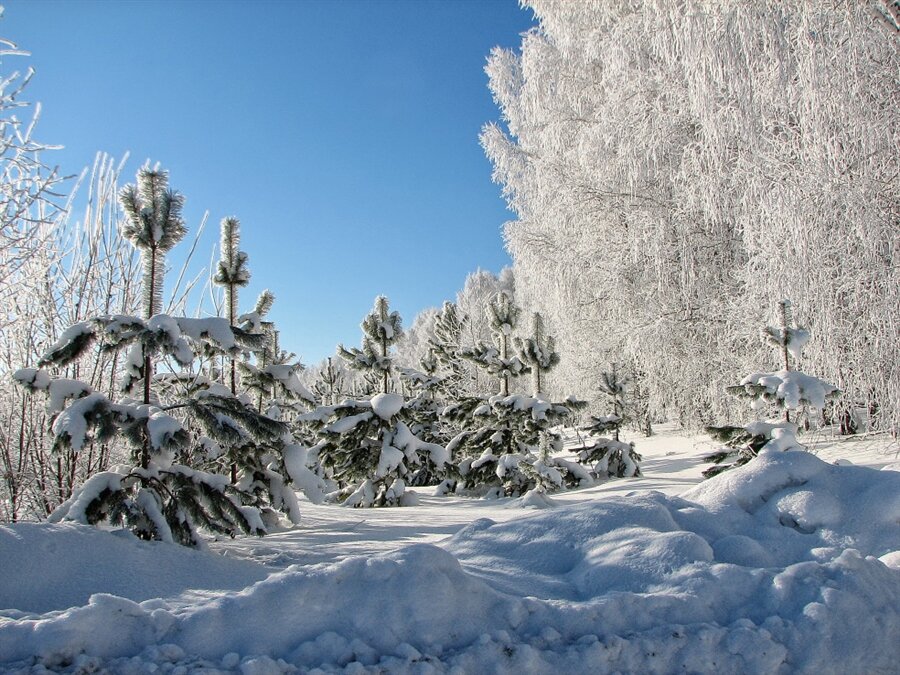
[338, 296, 403, 394]
[399, 351, 450, 486]
[704, 300, 839, 477]
[312, 357, 345, 407]
[12, 168, 295, 546]
[575, 364, 642, 479]
[428, 301, 468, 399]
[213, 217, 251, 394]
[515, 312, 560, 396]
[118, 167, 187, 460]
[310, 301, 446, 506]
[459, 291, 528, 396]
[302, 393, 447, 507]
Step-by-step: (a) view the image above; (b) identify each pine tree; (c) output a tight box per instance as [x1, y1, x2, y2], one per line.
[302, 392, 448, 507]
[703, 300, 839, 477]
[118, 167, 187, 465]
[399, 351, 450, 486]
[13, 168, 290, 546]
[428, 301, 468, 399]
[312, 356, 345, 407]
[459, 291, 528, 396]
[515, 312, 560, 396]
[574, 364, 642, 479]
[338, 296, 403, 394]
[310, 300, 446, 506]
[213, 217, 251, 394]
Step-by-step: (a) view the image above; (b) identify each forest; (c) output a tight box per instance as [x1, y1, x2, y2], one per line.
[1, 0, 895, 533]
[0, 2, 898, 673]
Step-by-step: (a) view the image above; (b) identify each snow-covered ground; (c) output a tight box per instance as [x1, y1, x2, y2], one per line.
[1, 425, 898, 673]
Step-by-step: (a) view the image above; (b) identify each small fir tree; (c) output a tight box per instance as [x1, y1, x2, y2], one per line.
[428, 301, 469, 399]
[302, 393, 448, 507]
[703, 300, 839, 477]
[338, 296, 403, 394]
[310, 301, 446, 506]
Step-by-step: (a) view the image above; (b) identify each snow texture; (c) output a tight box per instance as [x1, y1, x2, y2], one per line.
[739, 370, 839, 410]
[370, 392, 404, 421]
[0, 446, 897, 673]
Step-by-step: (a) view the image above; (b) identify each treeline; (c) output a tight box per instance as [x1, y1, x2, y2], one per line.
[480, 0, 899, 431]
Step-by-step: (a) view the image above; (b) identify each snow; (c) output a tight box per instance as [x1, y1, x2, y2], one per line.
[370, 392, 404, 420]
[175, 316, 238, 352]
[739, 370, 839, 409]
[1, 426, 898, 673]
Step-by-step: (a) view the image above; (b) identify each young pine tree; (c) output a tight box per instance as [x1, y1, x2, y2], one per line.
[515, 312, 560, 396]
[309, 298, 446, 506]
[703, 300, 839, 477]
[576, 364, 642, 479]
[213, 216, 251, 394]
[339, 296, 403, 394]
[14, 168, 286, 546]
[428, 301, 468, 400]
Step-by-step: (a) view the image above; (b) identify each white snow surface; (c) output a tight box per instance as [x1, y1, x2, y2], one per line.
[370, 392, 405, 421]
[1, 426, 898, 673]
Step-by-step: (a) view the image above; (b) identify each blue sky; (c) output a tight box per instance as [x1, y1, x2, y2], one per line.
[1, 0, 534, 363]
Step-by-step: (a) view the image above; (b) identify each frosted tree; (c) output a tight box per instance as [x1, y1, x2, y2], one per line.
[311, 356, 346, 407]
[213, 217, 250, 393]
[704, 300, 839, 477]
[515, 312, 559, 396]
[118, 167, 188, 422]
[309, 300, 446, 506]
[0, 37, 67, 313]
[338, 295, 403, 394]
[302, 392, 447, 507]
[1, 153, 141, 522]
[483, 1, 898, 430]
[428, 301, 468, 400]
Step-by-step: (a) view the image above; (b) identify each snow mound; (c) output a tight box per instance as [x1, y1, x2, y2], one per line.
[0, 452, 898, 673]
[370, 392, 404, 420]
[0, 523, 267, 615]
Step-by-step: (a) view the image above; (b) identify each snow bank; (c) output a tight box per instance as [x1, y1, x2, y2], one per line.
[1, 452, 897, 673]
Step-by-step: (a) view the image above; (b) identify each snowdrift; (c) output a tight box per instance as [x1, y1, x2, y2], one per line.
[1, 451, 898, 673]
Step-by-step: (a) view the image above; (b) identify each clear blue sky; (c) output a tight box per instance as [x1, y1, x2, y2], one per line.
[1, 0, 534, 363]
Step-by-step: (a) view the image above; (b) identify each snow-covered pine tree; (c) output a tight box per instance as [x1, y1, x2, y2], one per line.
[13, 168, 288, 546]
[213, 217, 251, 394]
[515, 312, 560, 396]
[302, 392, 448, 507]
[311, 356, 346, 407]
[309, 300, 446, 506]
[460, 291, 528, 396]
[703, 300, 840, 477]
[399, 351, 450, 486]
[339, 296, 403, 394]
[118, 167, 188, 427]
[443, 393, 588, 497]
[445, 295, 587, 497]
[576, 364, 642, 479]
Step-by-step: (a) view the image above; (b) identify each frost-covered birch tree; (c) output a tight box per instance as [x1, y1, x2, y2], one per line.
[483, 0, 899, 430]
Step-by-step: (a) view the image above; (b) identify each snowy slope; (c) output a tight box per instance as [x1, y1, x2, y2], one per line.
[0, 426, 898, 673]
